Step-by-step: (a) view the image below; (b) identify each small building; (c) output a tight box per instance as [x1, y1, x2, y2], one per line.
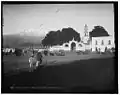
[91, 36, 114, 52]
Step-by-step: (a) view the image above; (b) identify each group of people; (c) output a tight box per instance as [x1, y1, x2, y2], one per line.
[29, 51, 43, 72]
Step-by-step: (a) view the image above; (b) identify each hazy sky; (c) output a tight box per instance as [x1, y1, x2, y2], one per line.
[3, 4, 114, 37]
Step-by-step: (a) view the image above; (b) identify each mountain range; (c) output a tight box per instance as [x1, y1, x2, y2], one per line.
[3, 33, 44, 48]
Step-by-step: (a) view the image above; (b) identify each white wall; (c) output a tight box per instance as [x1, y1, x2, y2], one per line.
[91, 36, 114, 52]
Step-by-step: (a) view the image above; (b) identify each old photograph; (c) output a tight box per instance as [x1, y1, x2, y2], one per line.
[1, 1, 117, 93]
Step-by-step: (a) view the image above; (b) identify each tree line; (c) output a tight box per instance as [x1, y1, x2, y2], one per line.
[42, 27, 81, 46]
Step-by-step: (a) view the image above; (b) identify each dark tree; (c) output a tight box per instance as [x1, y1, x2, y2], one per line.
[15, 48, 22, 56]
[89, 26, 109, 37]
[42, 27, 81, 46]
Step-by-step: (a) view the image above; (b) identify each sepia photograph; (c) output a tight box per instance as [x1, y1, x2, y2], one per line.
[1, 1, 118, 93]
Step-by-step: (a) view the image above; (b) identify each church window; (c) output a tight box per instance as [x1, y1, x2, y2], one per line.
[95, 40, 97, 45]
[101, 40, 104, 45]
[108, 40, 111, 45]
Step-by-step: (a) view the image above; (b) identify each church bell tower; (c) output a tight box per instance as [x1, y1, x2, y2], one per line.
[84, 24, 89, 37]
[82, 24, 89, 44]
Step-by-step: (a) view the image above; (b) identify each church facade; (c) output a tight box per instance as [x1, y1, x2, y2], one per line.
[91, 36, 114, 52]
[49, 24, 115, 52]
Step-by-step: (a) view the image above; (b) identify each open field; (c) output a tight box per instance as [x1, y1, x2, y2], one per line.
[2, 56, 117, 93]
[2, 51, 117, 93]
[3, 52, 114, 74]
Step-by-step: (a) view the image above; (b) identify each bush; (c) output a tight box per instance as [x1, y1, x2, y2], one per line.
[83, 50, 91, 54]
[76, 51, 84, 55]
[105, 48, 114, 55]
[15, 48, 22, 56]
[49, 52, 54, 56]
[59, 50, 65, 56]
[55, 50, 65, 56]
[44, 50, 48, 56]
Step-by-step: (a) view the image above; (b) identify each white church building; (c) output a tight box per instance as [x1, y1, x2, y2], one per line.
[49, 24, 115, 52]
[91, 36, 115, 52]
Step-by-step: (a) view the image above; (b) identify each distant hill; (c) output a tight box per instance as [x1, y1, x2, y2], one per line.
[2, 34, 44, 48]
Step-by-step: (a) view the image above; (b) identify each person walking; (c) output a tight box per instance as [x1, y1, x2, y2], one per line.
[29, 54, 36, 72]
[36, 51, 43, 68]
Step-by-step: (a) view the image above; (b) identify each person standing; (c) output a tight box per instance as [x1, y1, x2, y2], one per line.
[36, 51, 43, 68]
